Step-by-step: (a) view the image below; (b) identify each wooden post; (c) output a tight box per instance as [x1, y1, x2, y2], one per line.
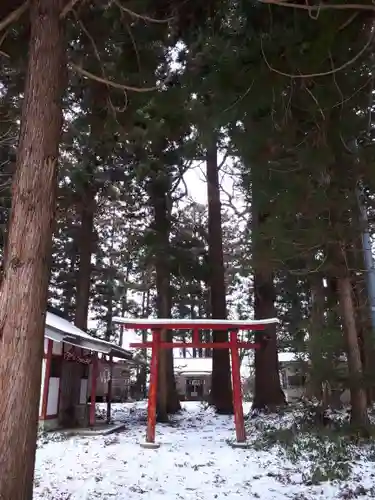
[192, 327, 199, 344]
[40, 339, 53, 420]
[106, 355, 113, 424]
[230, 330, 246, 443]
[90, 353, 98, 427]
[145, 330, 160, 445]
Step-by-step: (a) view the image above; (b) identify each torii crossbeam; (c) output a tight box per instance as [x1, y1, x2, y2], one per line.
[112, 317, 278, 448]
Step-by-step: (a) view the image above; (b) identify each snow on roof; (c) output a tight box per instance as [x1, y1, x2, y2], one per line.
[277, 351, 346, 364]
[173, 356, 251, 378]
[120, 328, 145, 350]
[174, 357, 212, 374]
[278, 352, 309, 363]
[278, 352, 298, 363]
[46, 312, 96, 341]
[45, 312, 133, 360]
[113, 317, 279, 328]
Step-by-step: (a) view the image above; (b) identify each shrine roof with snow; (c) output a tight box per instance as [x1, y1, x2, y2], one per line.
[45, 312, 133, 361]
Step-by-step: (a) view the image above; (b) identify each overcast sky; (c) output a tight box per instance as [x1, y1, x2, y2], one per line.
[182, 159, 244, 209]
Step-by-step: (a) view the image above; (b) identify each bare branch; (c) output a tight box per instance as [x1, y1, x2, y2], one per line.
[70, 63, 161, 92]
[220, 80, 255, 115]
[0, 25, 11, 58]
[0, 0, 85, 50]
[219, 180, 249, 221]
[338, 12, 358, 31]
[171, 160, 193, 196]
[218, 151, 229, 171]
[112, 0, 174, 24]
[75, 13, 129, 115]
[61, 0, 84, 18]
[260, 29, 374, 79]
[0, 1, 29, 33]
[304, 83, 325, 121]
[172, 177, 188, 201]
[258, 0, 375, 12]
[123, 17, 142, 74]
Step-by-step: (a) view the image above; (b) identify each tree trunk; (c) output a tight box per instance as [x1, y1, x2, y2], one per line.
[119, 264, 131, 347]
[62, 252, 77, 318]
[252, 268, 286, 409]
[0, 0, 64, 497]
[59, 188, 95, 427]
[75, 188, 95, 330]
[337, 275, 369, 430]
[252, 175, 286, 410]
[352, 274, 375, 404]
[59, 82, 104, 420]
[149, 172, 180, 420]
[349, 231, 375, 405]
[306, 273, 325, 401]
[105, 209, 116, 342]
[75, 80, 104, 330]
[206, 138, 233, 414]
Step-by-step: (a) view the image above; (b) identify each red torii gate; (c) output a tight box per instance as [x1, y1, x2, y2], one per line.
[113, 317, 278, 448]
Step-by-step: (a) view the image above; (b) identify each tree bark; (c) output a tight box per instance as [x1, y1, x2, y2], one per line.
[75, 80, 104, 330]
[349, 232, 375, 405]
[58, 188, 95, 427]
[59, 80, 101, 427]
[306, 273, 325, 401]
[119, 264, 131, 347]
[75, 188, 95, 330]
[206, 138, 233, 414]
[327, 229, 370, 428]
[62, 251, 77, 318]
[149, 171, 180, 420]
[352, 274, 375, 404]
[0, 0, 65, 497]
[105, 208, 116, 342]
[252, 268, 286, 409]
[337, 275, 369, 430]
[251, 173, 286, 410]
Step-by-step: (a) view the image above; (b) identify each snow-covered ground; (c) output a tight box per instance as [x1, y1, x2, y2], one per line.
[34, 402, 375, 499]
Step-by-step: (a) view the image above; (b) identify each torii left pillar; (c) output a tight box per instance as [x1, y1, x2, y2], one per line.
[141, 330, 161, 449]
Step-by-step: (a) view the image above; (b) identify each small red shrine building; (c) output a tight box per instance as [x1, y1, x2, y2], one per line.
[39, 311, 134, 430]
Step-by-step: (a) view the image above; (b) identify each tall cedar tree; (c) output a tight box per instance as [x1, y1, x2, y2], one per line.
[0, 0, 65, 497]
[148, 167, 181, 419]
[235, 122, 286, 409]
[206, 137, 233, 413]
[58, 82, 104, 427]
[252, 180, 286, 410]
